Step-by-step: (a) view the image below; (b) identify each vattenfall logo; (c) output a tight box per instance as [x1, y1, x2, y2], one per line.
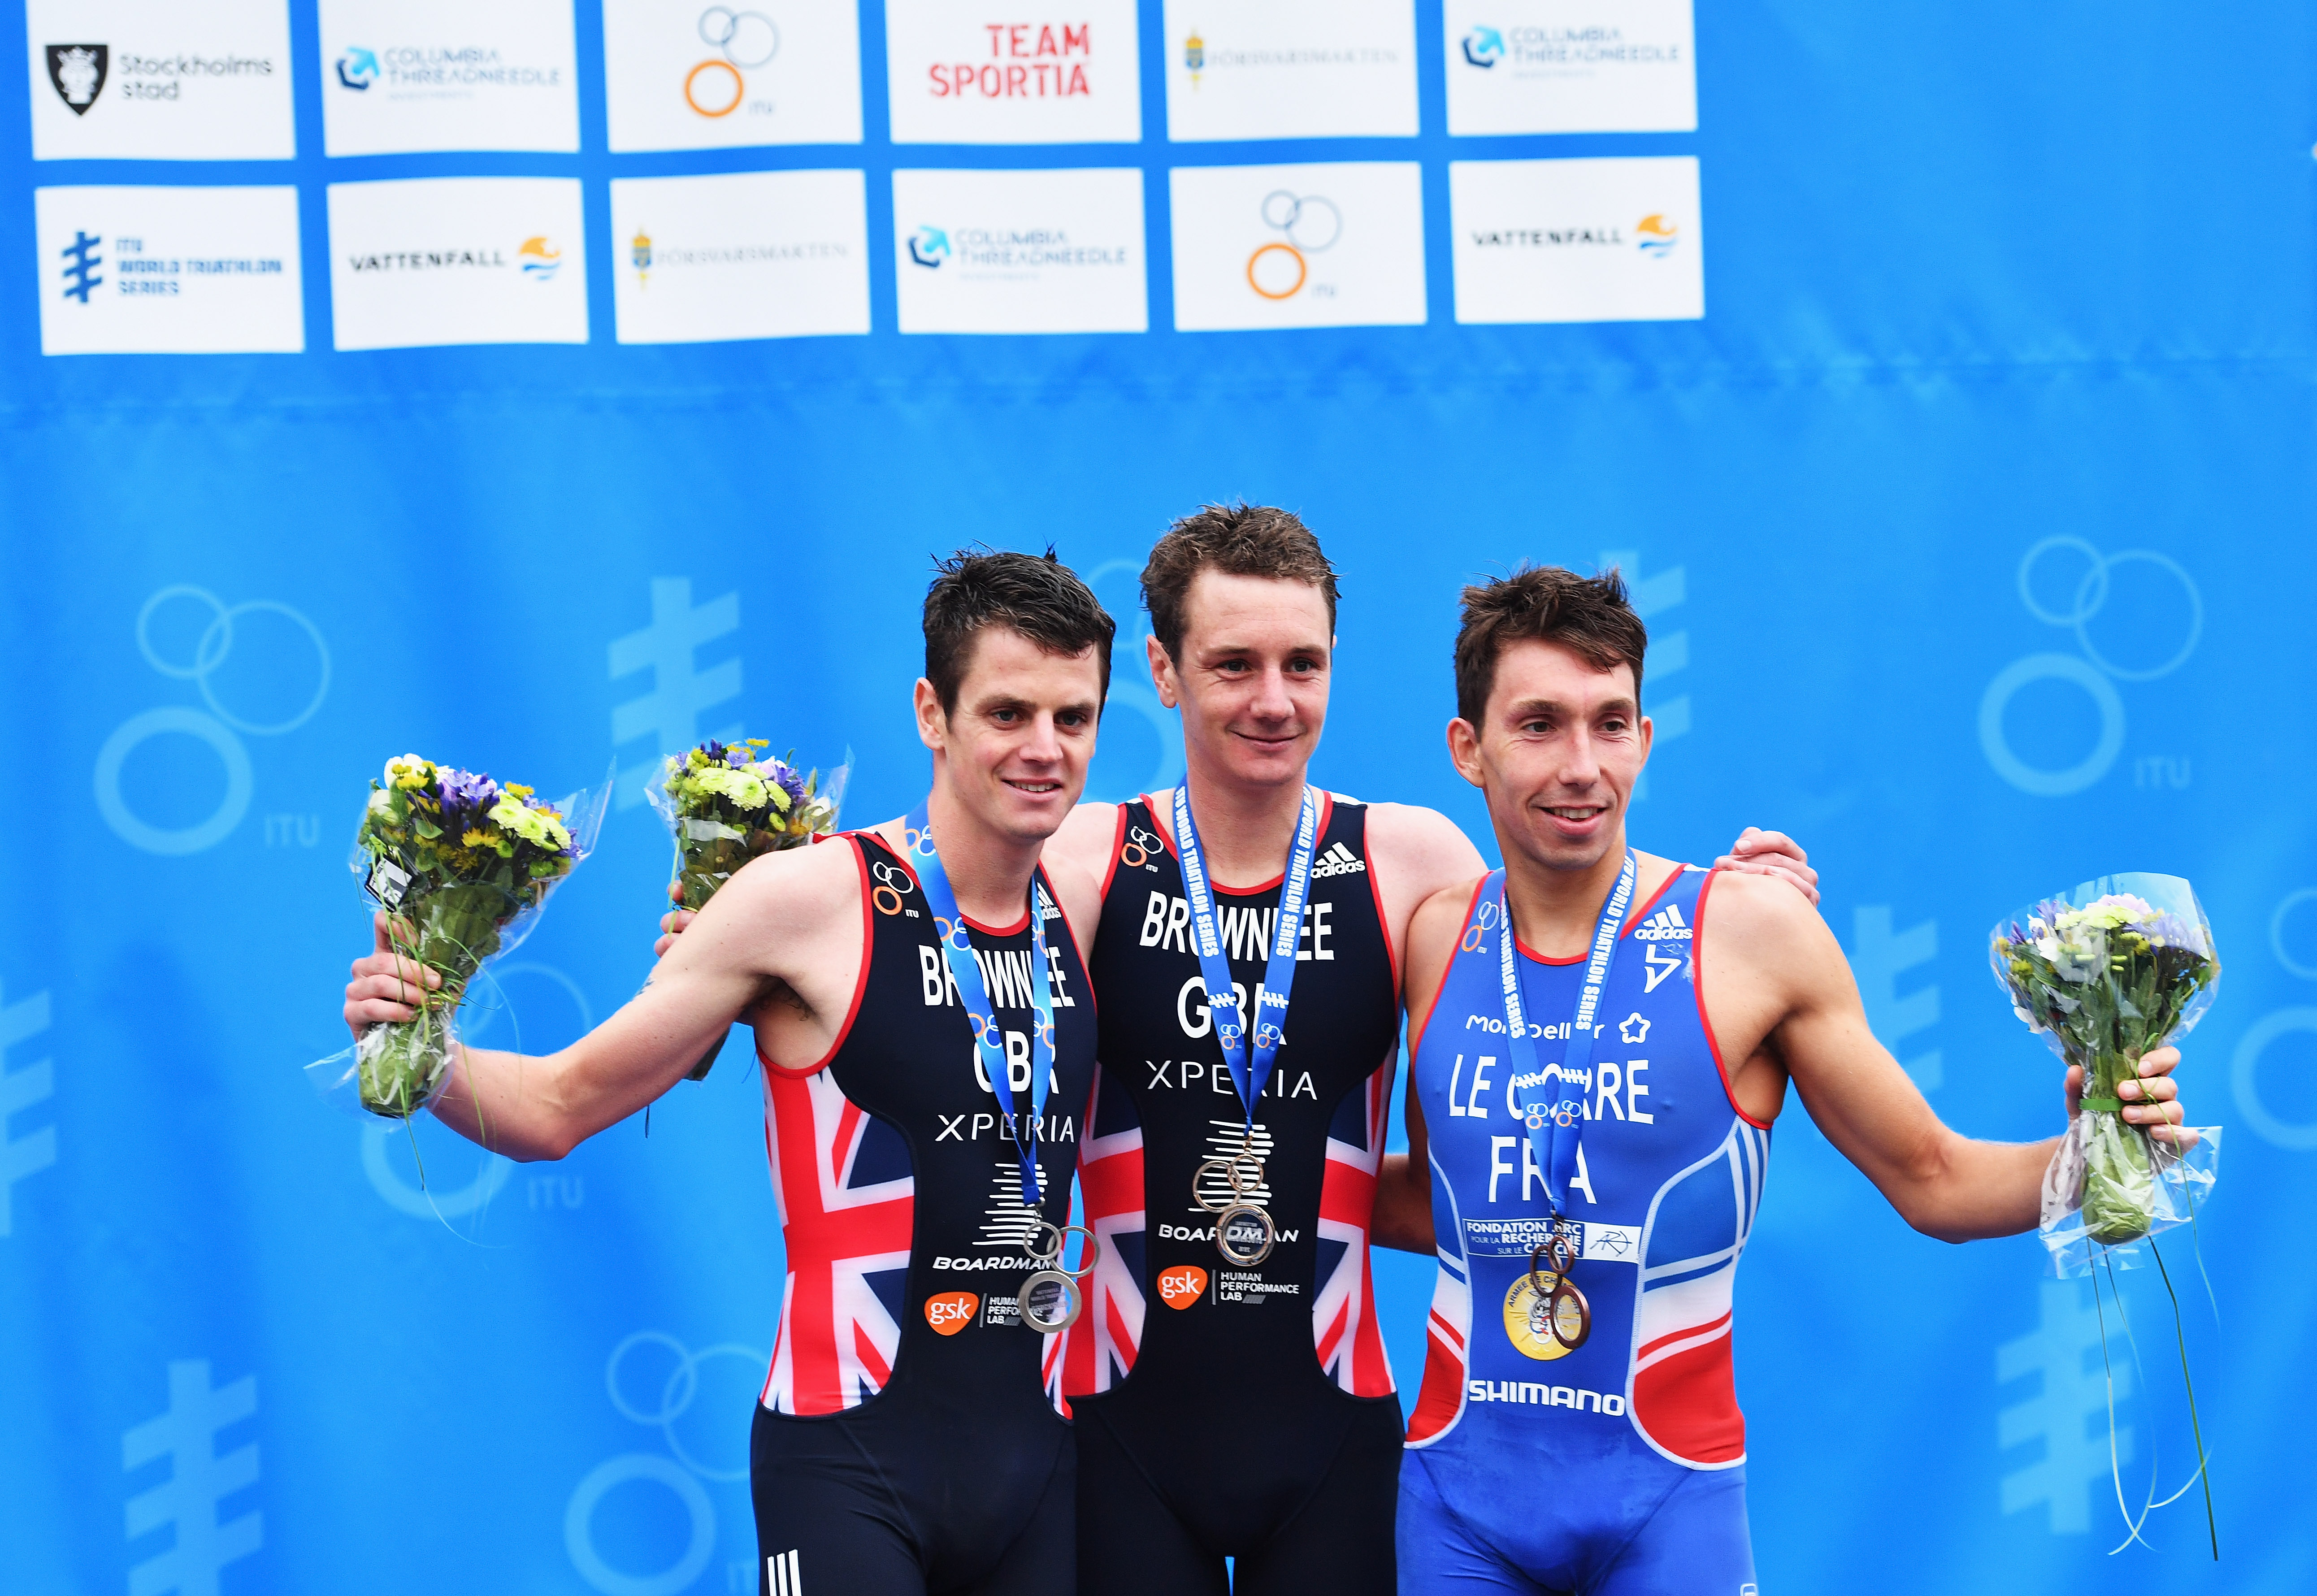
[1468, 214, 1680, 257]
[908, 225, 1125, 270]
[1461, 25, 1679, 69]
[333, 46, 562, 92]
[343, 237, 562, 278]
[48, 43, 274, 111]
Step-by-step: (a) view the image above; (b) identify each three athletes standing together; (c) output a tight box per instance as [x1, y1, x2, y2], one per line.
[342, 506, 2194, 1595]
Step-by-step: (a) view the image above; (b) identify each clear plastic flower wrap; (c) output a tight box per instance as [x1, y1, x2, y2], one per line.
[309, 755, 610, 1119]
[1989, 872, 2222, 1277]
[648, 739, 849, 1079]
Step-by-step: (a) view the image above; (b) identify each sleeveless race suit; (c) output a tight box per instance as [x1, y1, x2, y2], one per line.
[1062, 794, 1403, 1596]
[749, 833, 1097, 1596]
[1400, 865, 1770, 1596]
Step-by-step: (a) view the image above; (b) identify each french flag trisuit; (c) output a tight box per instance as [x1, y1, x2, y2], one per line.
[1400, 862, 1768, 1595]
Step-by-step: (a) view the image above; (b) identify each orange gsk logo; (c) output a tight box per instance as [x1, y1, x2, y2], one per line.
[925, 1291, 979, 1334]
[1158, 1264, 1207, 1309]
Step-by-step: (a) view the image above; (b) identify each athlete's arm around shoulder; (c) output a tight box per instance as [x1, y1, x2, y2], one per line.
[1699, 872, 2189, 1243]
[343, 836, 866, 1162]
[1037, 799, 1120, 948]
[1359, 802, 1489, 963]
[1371, 872, 1490, 1253]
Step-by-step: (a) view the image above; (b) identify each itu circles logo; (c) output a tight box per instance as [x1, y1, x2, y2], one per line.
[686, 7, 777, 118]
[335, 47, 379, 91]
[1246, 191, 1341, 301]
[909, 225, 951, 269]
[1635, 214, 1679, 257]
[94, 586, 330, 856]
[1462, 26, 1506, 68]
[1978, 537, 2203, 797]
[518, 236, 562, 282]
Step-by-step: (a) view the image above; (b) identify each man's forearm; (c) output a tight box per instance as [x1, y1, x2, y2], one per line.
[1372, 1152, 1436, 1253]
[1892, 1132, 2058, 1244]
[427, 1045, 586, 1162]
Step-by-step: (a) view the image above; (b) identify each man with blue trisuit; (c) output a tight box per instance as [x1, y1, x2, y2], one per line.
[1372, 566, 2197, 1596]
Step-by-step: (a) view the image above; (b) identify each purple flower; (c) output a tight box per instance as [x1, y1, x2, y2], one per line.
[770, 759, 808, 808]
[436, 767, 500, 828]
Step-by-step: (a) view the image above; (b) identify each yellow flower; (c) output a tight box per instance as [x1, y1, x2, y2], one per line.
[462, 828, 490, 848]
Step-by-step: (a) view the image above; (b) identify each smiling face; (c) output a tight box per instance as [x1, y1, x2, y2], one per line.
[1150, 569, 1333, 793]
[916, 625, 1104, 845]
[1448, 637, 1653, 874]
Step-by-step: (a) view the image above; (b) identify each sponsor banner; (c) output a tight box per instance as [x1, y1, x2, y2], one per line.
[892, 167, 1146, 335]
[26, 0, 293, 161]
[318, 0, 579, 156]
[611, 169, 870, 343]
[34, 184, 303, 355]
[327, 177, 588, 351]
[1445, 0, 1696, 135]
[1459, 1214, 1642, 1262]
[884, 0, 1140, 145]
[1163, 0, 1417, 143]
[1169, 161, 1425, 333]
[1449, 156, 1702, 325]
[601, 0, 862, 152]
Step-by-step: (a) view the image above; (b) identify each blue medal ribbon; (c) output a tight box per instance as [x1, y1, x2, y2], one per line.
[1171, 785, 1323, 1137]
[903, 803, 1058, 1206]
[1501, 850, 1640, 1218]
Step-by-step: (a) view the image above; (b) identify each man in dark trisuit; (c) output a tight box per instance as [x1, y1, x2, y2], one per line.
[1031, 508, 1819, 1596]
[343, 552, 1116, 1596]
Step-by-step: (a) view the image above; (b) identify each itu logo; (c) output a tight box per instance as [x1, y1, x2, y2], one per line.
[687, 7, 778, 117]
[59, 230, 103, 303]
[1636, 214, 1679, 257]
[47, 43, 108, 112]
[1247, 191, 1341, 300]
[1462, 27, 1506, 68]
[335, 46, 379, 90]
[519, 236, 562, 282]
[910, 225, 951, 268]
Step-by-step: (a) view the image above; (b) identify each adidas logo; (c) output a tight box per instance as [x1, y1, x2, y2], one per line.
[768, 1549, 805, 1594]
[1632, 902, 1691, 942]
[1311, 841, 1367, 879]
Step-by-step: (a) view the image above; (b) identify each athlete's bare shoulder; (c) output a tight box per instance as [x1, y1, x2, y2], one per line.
[1353, 800, 1487, 948]
[1406, 872, 1491, 1034]
[1048, 800, 1122, 881]
[686, 827, 865, 987]
[1694, 866, 1845, 1048]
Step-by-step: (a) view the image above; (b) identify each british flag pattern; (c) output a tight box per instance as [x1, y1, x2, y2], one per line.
[1056, 1065, 1147, 1401]
[1313, 1058, 1396, 1396]
[758, 1064, 915, 1416]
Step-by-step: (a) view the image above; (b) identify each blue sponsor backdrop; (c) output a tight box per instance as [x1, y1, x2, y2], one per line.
[4, 2, 2314, 1592]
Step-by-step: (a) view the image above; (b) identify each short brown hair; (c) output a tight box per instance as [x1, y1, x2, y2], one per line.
[924, 548, 1115, 716]
[1454, 565, 1649, 725]
[1141, 503, 1340, 661]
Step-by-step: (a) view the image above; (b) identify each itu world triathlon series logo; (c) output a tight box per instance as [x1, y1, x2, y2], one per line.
[1462, 27, 1505, 68]
[909, 226, 951, 268]
[47, 43, 110, 112]
[335, 47, 379, 90]
[59, 230, 104, 303]
[518, 237, 562, 282]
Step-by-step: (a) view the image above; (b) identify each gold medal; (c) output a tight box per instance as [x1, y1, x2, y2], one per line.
[1522, 1233, 1591, 1352]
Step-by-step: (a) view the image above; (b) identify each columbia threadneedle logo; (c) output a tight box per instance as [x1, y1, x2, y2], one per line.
[1311, 841, 1365, 878]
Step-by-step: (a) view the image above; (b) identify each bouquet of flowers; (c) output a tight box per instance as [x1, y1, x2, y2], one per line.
[316, 755, 609, 1119]
[1990, 873, 2222, 1273]
[649, 738, 847, 1078]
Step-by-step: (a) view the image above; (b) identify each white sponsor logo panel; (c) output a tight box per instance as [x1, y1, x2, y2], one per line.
[884, 0, 1140, 144]
[1445, 0, 1696, 135]
[612, 169, 871, 343]
[1169, 162, 1425, 332]
[601, 0, 862, 152]
[893, 167, 1147, 335]
[327, 176, 589, 350]
[318, 0, 579, 156]
[26, 0, 294, 161]
[35, 185, 303, 355]
[1449, 156, 1702, 325]
[1164, 0, 1417, 143]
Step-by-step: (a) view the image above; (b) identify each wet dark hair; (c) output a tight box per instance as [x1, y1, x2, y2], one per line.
[1453, 565, 1649, 725]
[924, 547, 1115, 715]
[1141, 502, 1340, 662]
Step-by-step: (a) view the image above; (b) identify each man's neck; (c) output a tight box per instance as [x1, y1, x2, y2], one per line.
[1179, 759, 1308, 887]
[921, 778, 1043, 926]
[1500, 827, 1634, 962]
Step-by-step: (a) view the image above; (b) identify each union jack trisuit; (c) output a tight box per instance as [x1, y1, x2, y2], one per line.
[748, 833, 1097, 1596]
[1062, 795, 1404, 1596]
[1398, 864, 1767, 1596]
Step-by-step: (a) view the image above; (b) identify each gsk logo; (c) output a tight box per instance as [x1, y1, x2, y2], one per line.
[1636, 215, 1679, 258]
[519, 237, 561, 282]
[909, 226, 950, 268]
[336, 47, 379, 91]
[925, 1291, 979, 1334]
[1158, 1264, 1207, 1309]
[1462, 27, 1505, 68]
